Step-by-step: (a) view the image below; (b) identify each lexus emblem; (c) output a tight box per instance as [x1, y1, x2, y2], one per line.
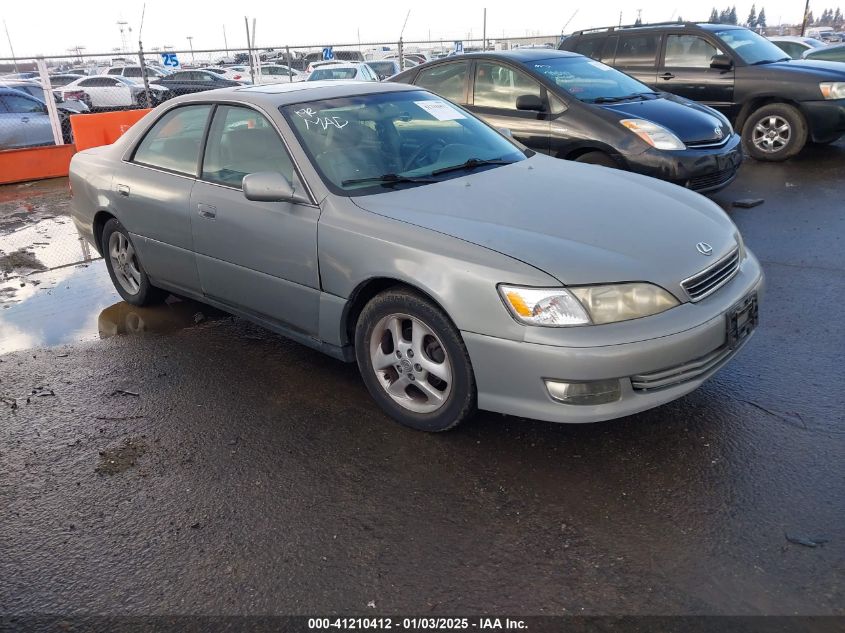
[714, 126, 724, 139]
[696, 242, 714, 256]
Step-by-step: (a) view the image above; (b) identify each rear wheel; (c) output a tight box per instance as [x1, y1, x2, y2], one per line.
[355, 289, 476, 432]
[574, 151, 618, 168]
[742, 103, 807, 161]
[102, 219, 166, 306]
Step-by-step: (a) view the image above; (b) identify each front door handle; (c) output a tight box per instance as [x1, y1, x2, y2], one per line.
[21, 116, 29, 123]
[197, 203, 217, 219]
[117, 184, 130, 197]
[660, 72, 675, 80]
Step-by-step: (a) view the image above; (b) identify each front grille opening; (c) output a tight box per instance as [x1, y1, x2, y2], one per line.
[682, 248, 740, 302]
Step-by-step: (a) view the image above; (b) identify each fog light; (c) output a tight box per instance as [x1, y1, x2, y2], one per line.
[545, 379, 621, 405]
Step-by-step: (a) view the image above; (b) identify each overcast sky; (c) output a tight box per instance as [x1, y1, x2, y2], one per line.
[1, 0, 831, 58]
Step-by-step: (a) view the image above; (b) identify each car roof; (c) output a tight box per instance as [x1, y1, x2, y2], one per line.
[167, 79, 417, 107]
[459, 49, 581, 62]
[574, 22, 744, 35]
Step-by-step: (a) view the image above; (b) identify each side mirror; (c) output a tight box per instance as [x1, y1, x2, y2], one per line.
[710, 54, 733, 70]
[516, 94, 546, 112]
[243, 172, 301, 203]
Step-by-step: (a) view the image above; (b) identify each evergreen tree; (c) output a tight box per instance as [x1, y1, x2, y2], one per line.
[747, 4, 757, 27]
[719, 8, 729, 22]
[757, 7, 767, 27]
[709, 7, 719, 22]
[635, 16, 642, 25]
[834, 8, 843, 29]
[807, 9, 814, 25]
[728, 6, 738, 24]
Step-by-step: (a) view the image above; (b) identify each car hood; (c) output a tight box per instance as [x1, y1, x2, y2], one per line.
[756, 59, 845, 79]
[351, 154, 739, 300]
[599, 95, 731, 145]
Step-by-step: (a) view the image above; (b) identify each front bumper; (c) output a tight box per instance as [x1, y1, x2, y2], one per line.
[463, 252, 764, 424]
[800, 99, 845, 142]
[624, 134, 743, 194]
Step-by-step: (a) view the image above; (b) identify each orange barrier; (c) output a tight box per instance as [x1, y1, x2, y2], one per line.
[0, 144, 77, 185]
[70, 108, 152, 152]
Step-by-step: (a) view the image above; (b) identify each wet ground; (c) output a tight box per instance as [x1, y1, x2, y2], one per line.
[1, 144, 844, 617]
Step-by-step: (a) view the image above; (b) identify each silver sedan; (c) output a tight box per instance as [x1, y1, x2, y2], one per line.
[69, 80, 764, 432]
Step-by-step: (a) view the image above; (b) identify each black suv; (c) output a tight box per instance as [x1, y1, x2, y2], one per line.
[561, 22, 845, 161]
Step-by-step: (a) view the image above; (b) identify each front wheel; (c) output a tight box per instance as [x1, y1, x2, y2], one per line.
[355, 289, 476, 432]
[742, 103, 807, 161]
[574, 151, 618, 168]
[102, 218, 167, 306]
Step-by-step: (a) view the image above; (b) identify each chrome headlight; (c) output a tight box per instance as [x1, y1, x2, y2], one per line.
[820, 82, 845, 100]
[499, 283, 679, 327]
[620, 118, 685, 150]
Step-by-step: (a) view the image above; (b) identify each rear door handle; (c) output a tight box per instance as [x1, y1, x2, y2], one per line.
[21, 116, 29, 123]
[659, 72, 675, 80]
[197, 203, 217, 219]
[117, 184, 130, 197]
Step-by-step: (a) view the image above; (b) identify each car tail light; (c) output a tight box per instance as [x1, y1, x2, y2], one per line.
[65, 90, 85, 100]
[233, 74, 242, 80]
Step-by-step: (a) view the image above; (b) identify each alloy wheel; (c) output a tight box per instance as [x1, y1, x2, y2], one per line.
[108, 232, 142, 295]
[369, 313, 453, 414]
[752, 115, 792, 154]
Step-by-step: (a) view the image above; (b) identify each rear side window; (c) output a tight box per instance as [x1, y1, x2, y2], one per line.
[601, 36, 619, 63]
[133, 105, 212, 176]
[616, 34, 661, 66]
[415, 61, 469, 103]
[107, 68, 122, 75]
[124, 67, 143, 77]
[664, 35, 723, 67]
[573, 37, 605, 60]
[202, 105, 300, 189]
[1, 94, 43, 113]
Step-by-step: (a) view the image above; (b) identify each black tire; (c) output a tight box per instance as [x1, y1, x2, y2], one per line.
[354, 288, 476, 432]
[101, 218, 167, 306]
[574, 151, 618, 168]
[741, 103, 807, 162]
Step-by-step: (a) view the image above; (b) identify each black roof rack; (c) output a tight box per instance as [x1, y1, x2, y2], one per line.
[572, 21, 700, 36]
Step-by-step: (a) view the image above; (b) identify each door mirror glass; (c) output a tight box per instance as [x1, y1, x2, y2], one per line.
[515, 94, 545, 111]
[243, 171, 297, 202]
[710, 54, 733, 70]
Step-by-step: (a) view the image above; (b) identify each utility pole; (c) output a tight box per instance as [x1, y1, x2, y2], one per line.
[398, 10, 411, 70]
[483, 8, 487, 51]
[245, 17, 255, 84]
[186, 36, 195, 63]
[223, 25, 229, 56]
[138, 3, 152, 109]
[619, 11, 623, 27]
[801, 0, 810, 35]
[3, 20, 18, 72]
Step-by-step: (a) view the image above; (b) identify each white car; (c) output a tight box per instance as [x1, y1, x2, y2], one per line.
[768, 36, 826, 60]
[227, 64, 303, 83]
[103, 65, 169, 84]
[306, 62, 379, 82]
[60, 75, 168, 108]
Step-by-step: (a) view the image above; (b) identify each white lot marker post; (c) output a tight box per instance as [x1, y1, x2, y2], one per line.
[36, 57, 64, 146]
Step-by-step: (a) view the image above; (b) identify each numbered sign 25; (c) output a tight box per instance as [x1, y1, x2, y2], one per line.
[160, 53, 180, 69]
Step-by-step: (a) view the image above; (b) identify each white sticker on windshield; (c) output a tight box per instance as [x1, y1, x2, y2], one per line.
[414, 100, 466, 121]
[587, 60, 612, 71]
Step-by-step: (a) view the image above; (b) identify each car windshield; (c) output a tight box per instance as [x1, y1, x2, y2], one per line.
[528, 56, 654, 103]
[282, 90, 525, 196]
[309, 68, 358, 80]
[716, 28, 791, 64]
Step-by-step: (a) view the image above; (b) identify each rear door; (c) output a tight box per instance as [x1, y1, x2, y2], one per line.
[612, 32, 661, 86]
[468, 60, 551, 153]
[116, 104, 212, 294]
[658, 33, 734, 110]
[0, 93, 53, 147]
[189, 104, 321, 334]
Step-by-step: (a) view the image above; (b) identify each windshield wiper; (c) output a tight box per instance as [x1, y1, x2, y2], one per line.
[430, 157, 514, 176]
[590, 93, 651, 104]
[341, 173, 437, 186]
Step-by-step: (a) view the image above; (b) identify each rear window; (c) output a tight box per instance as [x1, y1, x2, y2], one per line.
[573, 37, 605, 60]
[310, 68, 358, 80]
[616, 34, 661, 66]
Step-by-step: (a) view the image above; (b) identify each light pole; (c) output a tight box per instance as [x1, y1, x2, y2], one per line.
[4, 20, 19, 72]
[186, 36, 195, 63]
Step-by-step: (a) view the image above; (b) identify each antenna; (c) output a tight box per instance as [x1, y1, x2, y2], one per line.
[138, 3, 146, 41]
[562, 9, 579, 33]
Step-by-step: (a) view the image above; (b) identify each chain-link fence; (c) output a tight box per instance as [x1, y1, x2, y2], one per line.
[0, 34, 559, 151]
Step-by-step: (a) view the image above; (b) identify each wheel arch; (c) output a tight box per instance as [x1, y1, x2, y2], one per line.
[735, 96, 805, 133]
[341, 277, 455, 348]
[92, 210, 118, 255]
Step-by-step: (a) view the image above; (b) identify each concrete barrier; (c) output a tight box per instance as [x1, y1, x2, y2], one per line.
[70, 109, 152, 152]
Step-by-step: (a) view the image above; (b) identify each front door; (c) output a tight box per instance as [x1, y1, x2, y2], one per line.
[189, 104, 321, 335]
[658, 34, 735, 113]
[468, 61, 551, 153]
[0, 93, 53, 147]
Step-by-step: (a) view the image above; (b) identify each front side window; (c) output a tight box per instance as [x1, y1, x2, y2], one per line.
[282, 90, 524, 196]
[415, 61, 469, 103]
[202, 105, 300, 189]
[132, 105, 212, 175]
[664, 35, 723, 67]
[107, 68, 122, 75]
[573, 37, 604, 60]
[528, 56, 654, 103]
[473, 62, 543, 110]
[616, 34, 661, 66]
